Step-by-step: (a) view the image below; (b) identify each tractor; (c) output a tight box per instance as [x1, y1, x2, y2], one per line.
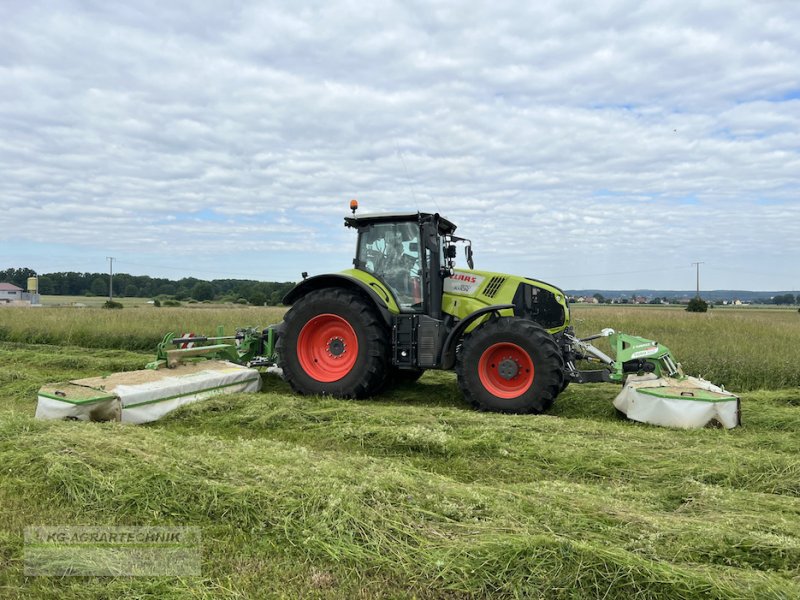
[277, 204, 576, 413]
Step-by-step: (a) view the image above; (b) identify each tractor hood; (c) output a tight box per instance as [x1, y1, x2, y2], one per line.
[442, 269, 571, 333]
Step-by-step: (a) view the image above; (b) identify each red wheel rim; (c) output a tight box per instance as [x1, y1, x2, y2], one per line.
[297, 314, 359, 382]
[477, 342, 534, 398]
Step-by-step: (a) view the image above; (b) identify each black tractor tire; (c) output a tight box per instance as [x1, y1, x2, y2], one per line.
[456, 317, 565, 414]
[277, 288, 389, 398]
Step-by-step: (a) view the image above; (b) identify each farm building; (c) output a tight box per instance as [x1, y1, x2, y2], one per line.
[0, 282, 40, 306]
[0, 283, 23, 303]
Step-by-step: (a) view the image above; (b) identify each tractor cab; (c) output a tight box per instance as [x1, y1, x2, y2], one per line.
[345, 211, 457, 317]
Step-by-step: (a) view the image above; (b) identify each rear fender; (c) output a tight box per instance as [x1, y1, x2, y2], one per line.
[282, 274, 395, 325]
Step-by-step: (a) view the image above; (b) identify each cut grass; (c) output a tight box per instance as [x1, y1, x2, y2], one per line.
[0, 341, 799, 598]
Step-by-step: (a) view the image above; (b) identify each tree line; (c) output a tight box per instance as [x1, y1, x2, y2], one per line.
[0, 267, 296, 306]
[587, 292, 797, 305]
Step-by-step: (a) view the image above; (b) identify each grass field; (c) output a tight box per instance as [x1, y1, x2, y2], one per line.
[38, 295, 157, 308]
[1, 305, 798, 390]
[0, 306, 798, 598]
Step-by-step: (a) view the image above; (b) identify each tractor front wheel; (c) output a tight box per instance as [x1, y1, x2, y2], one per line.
[456, 318, 564, 413]
[277, 288, 389, 398]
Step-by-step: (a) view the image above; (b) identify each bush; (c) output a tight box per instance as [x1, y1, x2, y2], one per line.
[686, 297, 708, 313]
[102, 300, 123, 309]
[153, 299, 161, 307]
[162, 300, 181, 307]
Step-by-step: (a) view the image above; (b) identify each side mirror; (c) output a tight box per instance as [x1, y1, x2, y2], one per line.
[466, 245, 474, 269]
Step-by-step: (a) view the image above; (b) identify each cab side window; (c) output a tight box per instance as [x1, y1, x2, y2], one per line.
[357, 223, 422, 311]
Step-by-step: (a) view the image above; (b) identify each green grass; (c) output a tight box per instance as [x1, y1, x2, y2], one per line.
[569, 306, 800, 391]
[0, 338, 799, 599]
[39, 295, 157, 308]
[0, 306, 286, 351]
[2, 305, 798, 390]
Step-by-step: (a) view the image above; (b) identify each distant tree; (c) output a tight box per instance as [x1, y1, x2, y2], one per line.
[125, 284, 139, 297]
[248, 291, 267, 306]
[686, 297, 708, 312]
[269, 290, 285, 305]
[90, 277, 107, 296]
[37, 276, 54, 294]
[191, 282, 215, 302]
[593, 293, 605, 303]
[773, 293, 795, 305]
[0, 267, 36, 288]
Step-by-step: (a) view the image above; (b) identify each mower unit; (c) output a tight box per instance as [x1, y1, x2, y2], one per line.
[35, 327, 275, 424]
[563, 329, 740, 428]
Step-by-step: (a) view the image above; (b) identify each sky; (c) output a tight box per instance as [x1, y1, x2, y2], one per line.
[1, 0, 799, 291]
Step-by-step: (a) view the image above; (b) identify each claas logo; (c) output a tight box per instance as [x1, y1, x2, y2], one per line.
[451, 273, 477, 283]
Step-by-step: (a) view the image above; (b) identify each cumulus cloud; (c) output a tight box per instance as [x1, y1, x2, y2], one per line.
[1, 0, 798, 289]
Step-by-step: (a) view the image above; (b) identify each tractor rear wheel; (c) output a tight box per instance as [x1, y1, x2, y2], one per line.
[277, 288, 389, 398]
[456, 317, 564, 413]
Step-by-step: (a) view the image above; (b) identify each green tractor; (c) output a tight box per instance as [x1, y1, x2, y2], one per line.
[277, 207, 576, 413]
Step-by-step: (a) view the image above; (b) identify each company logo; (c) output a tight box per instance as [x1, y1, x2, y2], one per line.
[444, 271, 485, 295]
[450, 273, 477, 283]
[631, 347, 659, 359]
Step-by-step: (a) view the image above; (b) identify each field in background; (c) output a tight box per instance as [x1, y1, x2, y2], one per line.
[38, 295, 156, 307]
[0, 306, 286, 351]
[1, 305, 798, 390]
[0, 306, 798, 598]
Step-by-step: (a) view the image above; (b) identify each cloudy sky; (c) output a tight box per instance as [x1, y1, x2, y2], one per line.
[1, 0, 798, 290]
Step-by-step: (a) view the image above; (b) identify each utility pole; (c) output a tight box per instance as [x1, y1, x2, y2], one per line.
[691, 261, 704, 298]
[106, 257, 115, 301]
